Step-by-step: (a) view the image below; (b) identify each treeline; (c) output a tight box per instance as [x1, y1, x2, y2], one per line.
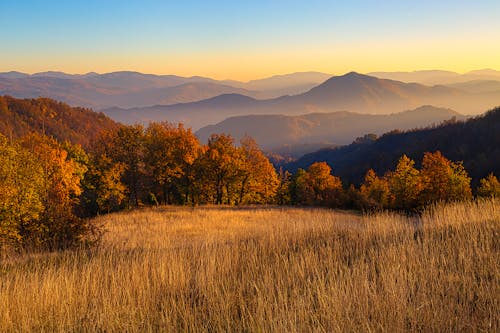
[1, 123, 499, 250]
[83, 123, 278, 214]
[281, 154, 499, 211]
[0, 122, 281, 250]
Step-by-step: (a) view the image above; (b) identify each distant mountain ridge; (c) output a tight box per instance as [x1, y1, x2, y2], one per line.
[0, 70, 331, 109]
[368, 69, 500, 85]
[196, 105, 464, 149]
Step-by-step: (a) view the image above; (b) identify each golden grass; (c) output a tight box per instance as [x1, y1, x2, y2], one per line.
[1, 200, 499, 332]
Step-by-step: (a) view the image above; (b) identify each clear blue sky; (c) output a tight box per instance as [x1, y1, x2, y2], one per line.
[1, 0, 499, 80]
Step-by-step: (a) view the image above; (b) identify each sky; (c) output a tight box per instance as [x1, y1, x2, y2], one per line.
[1, 0, 500, 81]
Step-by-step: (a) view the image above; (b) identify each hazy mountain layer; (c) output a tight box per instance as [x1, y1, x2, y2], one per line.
[104, 72, 499, 129]
[368, 69, 500, 85]
[196, 106, 464, 149]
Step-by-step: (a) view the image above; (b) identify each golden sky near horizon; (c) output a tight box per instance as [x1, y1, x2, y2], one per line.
[2, 1, 500, 81]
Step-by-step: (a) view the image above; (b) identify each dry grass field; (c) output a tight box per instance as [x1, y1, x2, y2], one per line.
[1, 200, 499, 332]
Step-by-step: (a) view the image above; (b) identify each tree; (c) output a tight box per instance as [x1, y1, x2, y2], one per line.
[290, 162, 343, 206]
[144, 122, 181, 204]
[306, 162, 343, 206]
[144, 122, 201, 204]
[276, 168, 292, 205]
[360, 169, 392, 209]
[19, 133, 86, 248]
[477, 173, 500, 197]
[420, 151, 472, 204]
[196, 134, 241, 204]
[82, 154, 127, 215]
[93, 125, 145, 207]
[290, 168, 312, 205]
[0, 135, 44, 248]
[236, 136, 279, 204]
[388, 155, 422, 210]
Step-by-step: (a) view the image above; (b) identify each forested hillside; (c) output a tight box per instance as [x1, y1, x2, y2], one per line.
[286, 107, 500, 186]
[0, 96, 118, 148]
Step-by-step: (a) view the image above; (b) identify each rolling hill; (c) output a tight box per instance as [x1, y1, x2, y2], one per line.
[285, 107, 500, 186]
[196, 106, 464, 149]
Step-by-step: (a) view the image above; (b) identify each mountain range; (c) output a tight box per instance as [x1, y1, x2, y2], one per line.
[0, 71, 330, 109]
[103, 72, 499, 129]
[2, 69, 500, 113]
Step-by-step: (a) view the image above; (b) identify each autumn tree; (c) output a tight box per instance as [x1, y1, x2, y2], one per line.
[0, 135, 44, 248]
[235, 136, 279, 204]
[144, 122, 200, 204]
[18, 133, 87, 248]
[290, 162, 343, 206]
[388, 155, 422, 210]
[420, 151, 472, 204]
[290, 168, 313, 205]
[360, 169, 392, 209]
[82, 154, 126, 215]
[196, 134, 241, 204]
[477, 173, 500, 197]
[93, 125, 145, 207]
[276, 168, 292, 205]
[306, 162, 343, 206]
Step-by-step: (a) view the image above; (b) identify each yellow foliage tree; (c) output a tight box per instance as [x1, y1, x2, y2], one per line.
[0, 135, 44, 248]
[360, 169, 392, 209]
[388, 155, 422, 210]
[19, 133, 86, 248]
[477, 173, 500, 197]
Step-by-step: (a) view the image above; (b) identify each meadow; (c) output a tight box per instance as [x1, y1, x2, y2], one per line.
[1, 200, 499, 332]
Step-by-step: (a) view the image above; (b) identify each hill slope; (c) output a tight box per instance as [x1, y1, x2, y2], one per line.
[285, 107, 500, 186]
[0, 95, 119, 148]
[196, 106, 464, 149]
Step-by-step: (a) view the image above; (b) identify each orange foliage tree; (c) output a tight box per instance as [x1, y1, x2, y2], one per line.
[291, 162, 343, 206]
[420, 151, 472, 204]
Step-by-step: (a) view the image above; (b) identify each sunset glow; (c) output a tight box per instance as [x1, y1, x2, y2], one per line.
[1, 0, 500, 80]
